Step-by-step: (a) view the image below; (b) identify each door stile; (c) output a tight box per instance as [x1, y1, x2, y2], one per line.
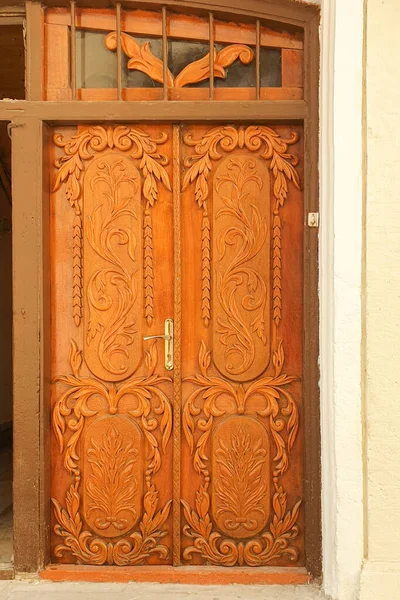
[12, 117, 50, 572]
[172, 124, 182, 565]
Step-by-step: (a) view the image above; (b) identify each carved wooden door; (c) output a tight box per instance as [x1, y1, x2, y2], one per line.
[50, 123, 303, 569]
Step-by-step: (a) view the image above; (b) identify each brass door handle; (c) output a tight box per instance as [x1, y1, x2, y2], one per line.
[144, 318, 174, 371]
[143, 334, 172, 341]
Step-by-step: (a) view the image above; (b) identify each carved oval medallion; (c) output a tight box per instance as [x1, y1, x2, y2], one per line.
[82, 415, 143, 538]
[212, 155, 271, 382]
[212, 416, 270, 539]
[84, 154, 143, 381]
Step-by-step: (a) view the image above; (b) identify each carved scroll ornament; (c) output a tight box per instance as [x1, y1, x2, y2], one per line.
[51, 340, 173, 565]
[84, 156, 142, 382]
[182, 125, 301, 328]
[53, 125, 172, 328]
[182, 340, 301, 566]
[213, 156, 270, 380]
[105, 32, 254, 88]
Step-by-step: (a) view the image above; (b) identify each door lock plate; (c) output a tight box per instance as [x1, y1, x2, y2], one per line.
[144, 318, 174, 370]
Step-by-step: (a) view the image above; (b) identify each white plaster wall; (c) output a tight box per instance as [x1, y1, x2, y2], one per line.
[359, 0, 400, 598]
[319, 0, 365, 598]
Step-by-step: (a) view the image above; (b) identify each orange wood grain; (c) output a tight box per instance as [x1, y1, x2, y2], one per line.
[40, 565, 311, 584]
[62, 87, 303, 102]
[44, 23, 71, 100]
[282, 48, 304, 88]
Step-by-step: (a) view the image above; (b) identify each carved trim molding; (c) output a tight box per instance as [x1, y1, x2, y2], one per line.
[51, 340, 173, 565]
[105, 32, 254, 88]
[53, 125, 172, 328]
[182, 125, 301, 327]
[182, 340, 300, 566]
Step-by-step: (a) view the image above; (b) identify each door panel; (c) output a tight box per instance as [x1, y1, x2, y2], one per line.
[180, 124, 303, 567]
[49, 123, 303, 569]
[50, 125, 174, 565]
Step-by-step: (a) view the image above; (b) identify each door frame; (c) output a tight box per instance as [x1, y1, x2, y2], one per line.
[2, 0, 320, 580]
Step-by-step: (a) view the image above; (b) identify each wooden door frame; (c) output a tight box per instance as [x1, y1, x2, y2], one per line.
[2, 0, 320, 579]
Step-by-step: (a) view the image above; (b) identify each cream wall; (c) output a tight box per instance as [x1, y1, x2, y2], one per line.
[319, 0, 365, 598]
[359, 0, 400, 597]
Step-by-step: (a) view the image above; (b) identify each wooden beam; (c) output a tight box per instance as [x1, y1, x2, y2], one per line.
[0, 100, 307, 121]
[12, 117, 49, 572]
[21, 0, 318, 25]
[25, 1, 44, 100]
[303, 12, 322, 578]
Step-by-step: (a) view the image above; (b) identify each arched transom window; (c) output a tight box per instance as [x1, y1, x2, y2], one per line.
[44, 2, 304, 101]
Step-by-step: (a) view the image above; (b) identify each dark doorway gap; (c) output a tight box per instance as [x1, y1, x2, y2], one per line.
[0, 21, 25, 573]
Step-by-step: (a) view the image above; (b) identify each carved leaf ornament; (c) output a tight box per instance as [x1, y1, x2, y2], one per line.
[85, 425, 139, 532]
[53, 125, 172, 327]
[182, 125, 301, 327]
[51, 340, 173, 565]
[182, 340, 301, 566]
[215, 427, 268, 534]
[105, 32, 254, 88]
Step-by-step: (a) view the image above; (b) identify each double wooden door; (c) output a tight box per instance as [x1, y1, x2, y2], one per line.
[50, 123, 304, 568]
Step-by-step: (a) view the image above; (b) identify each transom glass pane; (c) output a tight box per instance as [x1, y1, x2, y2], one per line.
[260, 48, 282, 88]
[76, 30, 117, 89]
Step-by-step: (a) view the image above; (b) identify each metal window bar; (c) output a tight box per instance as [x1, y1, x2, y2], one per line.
[162, 6, 168, 100]
[209, 12, 214, 100]
[116, 3, 123, 100]
[256, 19, 261, 100]
[70, 0, 76, 99]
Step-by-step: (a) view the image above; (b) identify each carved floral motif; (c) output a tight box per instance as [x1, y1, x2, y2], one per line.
[182, 125, 300, 327]
[53, 125, 172, 328]
[85, 158, 140, 380]
[182, 340, 301, 566]
[85, 425, 139, 533]
[215, 427, 268, 534]
[105, 32, 254, 88]
[214, 158, 268, 377]
[51, 340, 173, 565]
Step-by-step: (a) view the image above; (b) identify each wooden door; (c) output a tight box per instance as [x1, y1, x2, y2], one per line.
[50, 122, 303, 569]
